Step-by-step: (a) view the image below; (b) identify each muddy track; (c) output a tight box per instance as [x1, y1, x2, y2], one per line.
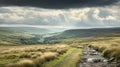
[78, 46, 119, 67]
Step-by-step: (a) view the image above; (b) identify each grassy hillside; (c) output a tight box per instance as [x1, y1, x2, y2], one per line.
[0, 27, 53, 45]
[54, 33, 120, 62]
[44, 27, 120, 43]
[0, 29, 34, 45]
[0, 27, 50, 34]
[0, 27, 120, 45]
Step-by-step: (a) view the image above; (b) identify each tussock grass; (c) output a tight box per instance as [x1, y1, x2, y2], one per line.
[6, 59, 36, 67]
[35, 52, 58, 67]
[40, 52, 58, 61]
[5, 47, 80, 67]
[90, 38, 120, 61]
[20, 52, 42, 59]
[0, 44, 70, 67]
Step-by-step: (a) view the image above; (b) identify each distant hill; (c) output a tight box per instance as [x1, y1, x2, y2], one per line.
[60, 27, 120, 37]
[0, 27, 51, 45]
[44, 27, 120, 43]
[0, 27, 120, 45]
[0, 27, 51, 34]
[0, 29, 32, 45]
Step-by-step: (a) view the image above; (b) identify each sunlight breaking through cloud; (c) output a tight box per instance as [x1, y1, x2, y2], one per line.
[0, 6, 119, 29]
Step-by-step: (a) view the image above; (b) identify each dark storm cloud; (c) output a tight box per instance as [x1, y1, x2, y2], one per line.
[0, 0, 119, 9]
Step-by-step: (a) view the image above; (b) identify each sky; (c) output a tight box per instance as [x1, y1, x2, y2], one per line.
[0, 0, 120, 30]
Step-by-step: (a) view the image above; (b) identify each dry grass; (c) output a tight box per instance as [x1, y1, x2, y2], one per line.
[90, 37, 120, 61]
[0, 44, 70, 67]
[35, 52, 58, 67]
[6, 59, 36, 67]
[6, 52, 58, 67]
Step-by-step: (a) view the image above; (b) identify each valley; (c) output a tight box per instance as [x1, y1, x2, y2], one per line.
[0, 27, 120, 67]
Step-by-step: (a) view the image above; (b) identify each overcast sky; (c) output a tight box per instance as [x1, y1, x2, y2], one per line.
[0, 0, 120, 30]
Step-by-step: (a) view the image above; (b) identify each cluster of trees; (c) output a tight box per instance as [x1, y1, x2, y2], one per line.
[20, 37, 42, 44]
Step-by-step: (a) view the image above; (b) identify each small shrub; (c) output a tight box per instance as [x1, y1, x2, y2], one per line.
[36, 48, 46, 52]
[42, 52, 58, 61]
[4, 54, 18, 59]
[31, 55, 38, 59]
[18, 59, 36, 67]
[56, 48, 68, 54]
[20, 53, 31, 58]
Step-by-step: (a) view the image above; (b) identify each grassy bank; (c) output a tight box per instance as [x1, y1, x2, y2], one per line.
[90, 37, 120, 61]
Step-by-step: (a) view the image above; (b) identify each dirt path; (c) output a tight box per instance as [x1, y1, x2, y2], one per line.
[56, 48, 82, 67]
[78, 46, 118, 67]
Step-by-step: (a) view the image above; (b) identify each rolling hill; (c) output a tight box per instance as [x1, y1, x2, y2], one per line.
[44, 27, 120, 43]
[0, 27, 51, 45]
[0, 27, 51, 34]
[60, 27, 120, 37]
[0, 27, 120, 44]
